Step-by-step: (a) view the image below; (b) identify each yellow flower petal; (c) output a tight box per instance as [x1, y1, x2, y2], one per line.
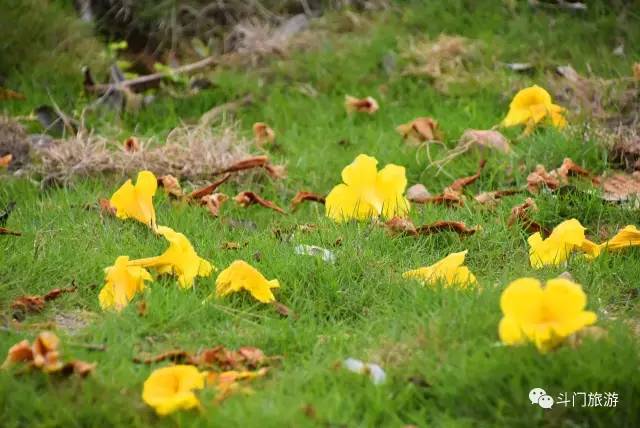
[498, 316, 525, 345]
[528, 219, 585, 268]
[99, 256, 152, 311]
[403, 251, 476, 288]
[142, 365, 204, 416]
[215, 260, 280, 303]
[376, 164, 410, 219]
[502, 85, 566, 131]
[110, 171, 157, 228]
[130, 226, 214, 288]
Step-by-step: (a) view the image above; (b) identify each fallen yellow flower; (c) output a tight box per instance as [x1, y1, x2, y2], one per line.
[403, 250, 477, 288]
[528, 219, 585, 268]
[110, 170, 158, 228]
[499, 277, 597, 352]
[99, 256, 152, 311]
[502, 85, 566, 134]
[582, 225, 640, 259]
[142, 365, 205, 416]
[325, 154, 410, 222]
[215, 260, 280, 303]
[130, 226, 214, 288]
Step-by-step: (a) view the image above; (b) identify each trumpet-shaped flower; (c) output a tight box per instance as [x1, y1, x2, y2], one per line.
[528, 219, 585, 268]
[215, 260, 280, 303]
[99, 256, 152, 311]
[130, 226, 213, 288]
[403, 251, 477, 288]
[325, 154, 410, 222]
[583, 225, 640, 259]
[502, 85, 567, 134]
[142, 365, 205, 416]
[499, 277, 597, 352]
[110, 170, 158, 228]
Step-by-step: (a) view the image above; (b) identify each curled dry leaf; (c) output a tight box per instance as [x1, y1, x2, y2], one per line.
[601, 172, 640, 202]
[263, 163, 287, 179]
[252, 122, 276, 146]
[527, 165, 560, 194]
[474, 189, 521, 206]
[459, 129, 510, 154]
[396, 117, 442, 144]
[201, 193, 229, 217]
[216, 156, 268, 174]
[344, 95, 379, 114]
[11, 285, 78, 316]
[2, 331, 94, 377]
[528, 158, 599, 194]
[406, 184, 432, 202]
[555, 157, 599, 185]
[188, 173, 231, 200]
[507, 198, 548, 235]
[234, 191, 286, 214]
[446, 159, 486, 192]
[133, 345, 275, 371]
[291, 191, 325, 210]
[0, 227, 21, 236]
[384, 217, 478, 237]
[0, 153, 12, 168]
[271, 301, 298, 319]
[123, 136, 140, 152]
[157, 175, 183, 198]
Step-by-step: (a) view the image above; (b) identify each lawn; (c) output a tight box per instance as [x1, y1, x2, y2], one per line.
[1, 1, 640, 426]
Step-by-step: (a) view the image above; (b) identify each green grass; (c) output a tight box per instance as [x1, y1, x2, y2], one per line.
[2, 1, 640, 426]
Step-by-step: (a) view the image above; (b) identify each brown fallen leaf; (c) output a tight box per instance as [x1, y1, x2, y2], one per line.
[253, 122, 276, 146]
[201, 193, 229, 217]
[132, 350, 190, 364]
[123, 136, 140, 152]
[507, 198, 548, 235]
[446, 159, 487, 192]
[0, 87, 25, 100]
[221, 241, 243, 250]
[291, 191, 325, 210]
[0, 227, 21, 236]
[384, 216, 418, 236]
[216, 156, 269, 175]
[137, 300, 148, 317]
[474, 189, 521, 206]
[234, 191, 286, 214]
[459, 129, 510, 154]
[406, 184, 432, 202]
[527, 165, 560, 194]
[0, 153, 12, 168]
[634, 63, 640, 81]
[345, 95, 379, 114]
[384, 217, 478, 237]
[188, 173, 231, 200]
[555, 157, 600, 185]
[396, 117, 442, 144]
[11, 285, 77, 316]
[98, 198, 116, 216]
[412, 190, 465, 206]
[263, 163, 287, 180]
[601, 172, 640, 202]
[157, 175, 183, 198]
[271, 301, 298, 319]
[2, 331, 94, 377]
[133, 345, 277, 371]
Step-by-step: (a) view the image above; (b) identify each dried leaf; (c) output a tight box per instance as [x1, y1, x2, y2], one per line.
[446, 159, 486, 192]
[474, 189, 521, 205]
[345, 95, 379, 114]
[0, 153, 12, 168]
[384, 217, 418, 236]
[188, 173, 231, 200]
[60, 360, 96, 377]
[0, 227, 21, 236]
[527, 165, 560, 194]
[396, 117, 442, 144]
[252, 122, 276, 146]
[406, 184, 432, 202]
[134, 345, 276, 371]
[459, 129, 510, 154]
[201, 193, 229, 217]
[291, 191, 325, 210]
[416, 221, 479, 236]
[411, 190, 465, 206]
[555, 158, 599, 185]
[132, 350, 191, 364]
[263, 163, 287, 179]
[11, 285, 77, 316]
[157, 175, 183, 198]
[216, 156, 269, 175]
[507, 198, 548, 235]
[43, 285, 78, 302]
[271, 301, 297, 319]
[234, 191, 286, 214]
[0, 87, 25, 100]
[634, 63, 640, 81]
[221, 241, 243, 250]
[98, 198, 117, 216]
[601, 172, 640, 202]
[123, 136, 140, 152]
[137, 300, 148, 317]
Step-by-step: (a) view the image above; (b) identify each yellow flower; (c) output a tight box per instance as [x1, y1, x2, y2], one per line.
[502, 85, 566, 134]
[110, 170, 158, 228]
[499, 277, 597, 352]
[403, 251, 477, 288]
[528, 219, 585, 268]
[142, 365, 205, 416]
[129, 226, 213, 288]
[99, 256, 152, 311]
[215, 260, 280, 303]
[583, 225, 640, 259]
[325, 154, 410, 222]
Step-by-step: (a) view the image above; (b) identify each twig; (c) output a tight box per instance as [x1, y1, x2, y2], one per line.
[199, 94, 254, 126]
